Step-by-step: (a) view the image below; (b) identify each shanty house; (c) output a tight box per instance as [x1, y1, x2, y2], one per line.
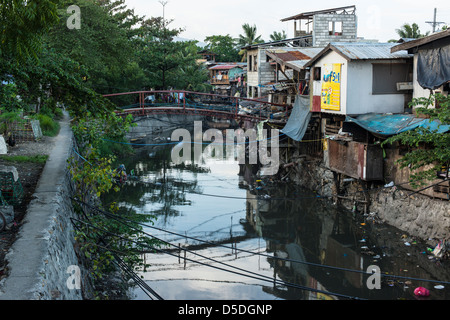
[303, 42, 413, 117]
[300, 42, 414, 182]
[264, 47, 324, 104]
[245, 5, 359, 100]
[208, 64, 246, 96]
[390, 29, 450, 103]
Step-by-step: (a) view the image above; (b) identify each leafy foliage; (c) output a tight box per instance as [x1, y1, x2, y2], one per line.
[237, 23, 264, 62]
[69, 111, 159, 296]
[0, 0, 59, 60]
[270, 30, 287, 42]
[204, 35, 240, 62]
[382, 94, 450, 186]
[395, 23, 429, 39]
[137, 17, 205, 90]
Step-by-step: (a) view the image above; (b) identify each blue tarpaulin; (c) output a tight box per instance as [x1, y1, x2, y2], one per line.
[281, 95, 311, 141]
[345, 113, 450, 137]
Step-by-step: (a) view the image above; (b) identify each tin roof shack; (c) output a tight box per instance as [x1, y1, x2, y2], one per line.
[342, 113, 450, 200]
[264, 47, 324, 105]
[208, 64, 246, 96]
[391, 29, 450, 106]
[302, 43, 413, 182]
[304, 42, 413, 117]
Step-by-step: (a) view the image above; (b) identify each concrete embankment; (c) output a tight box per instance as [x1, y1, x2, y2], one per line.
[279, 156, 450, 243]
[0, 114, 86, 300]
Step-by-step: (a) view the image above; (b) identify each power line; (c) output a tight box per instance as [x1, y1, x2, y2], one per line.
[71, 218, 164, 300]
[70, 215, 364, 300]
[72, 198, 450, 288]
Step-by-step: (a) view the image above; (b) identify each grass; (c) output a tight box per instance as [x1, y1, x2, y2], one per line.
[0, 155, 49, 164]
[35, 114, 60, 137]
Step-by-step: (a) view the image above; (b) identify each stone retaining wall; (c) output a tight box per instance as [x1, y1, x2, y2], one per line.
[284, 156, 450, 243]
[0, 116, 91, 300]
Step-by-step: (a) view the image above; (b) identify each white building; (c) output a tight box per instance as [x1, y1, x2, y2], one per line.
[303, 42, 413, 116]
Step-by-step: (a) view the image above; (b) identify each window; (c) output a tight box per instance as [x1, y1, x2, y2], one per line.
[334, 22, 343, 35]
[329, 21, 343, 36]
[372, 63, 409, 94]
[248, 55, 253, 72]
[313, 67, 321, 81]
[253, 55, 258, 71]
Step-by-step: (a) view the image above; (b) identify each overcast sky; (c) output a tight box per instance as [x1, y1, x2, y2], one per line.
[124, 0, 449, 43]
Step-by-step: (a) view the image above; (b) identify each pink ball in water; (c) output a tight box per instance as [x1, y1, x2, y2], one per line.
[414, 287, 430, 297]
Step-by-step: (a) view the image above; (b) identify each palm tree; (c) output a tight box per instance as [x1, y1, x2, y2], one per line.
[270, 30, 287, 42]
[396, 23, 429, 39]
[237, 23, 264, 62]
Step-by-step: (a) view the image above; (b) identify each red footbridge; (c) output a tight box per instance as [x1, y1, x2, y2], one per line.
[103, 90, 290, 123]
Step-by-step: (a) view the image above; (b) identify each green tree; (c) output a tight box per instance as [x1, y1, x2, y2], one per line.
[237, 23, 264, 62]
[204, 35, 240, 62]
[382, 94, 450, 186]
[0, 0, 59, 60]
[45, 0, 145, 95]
[0, 46, 113, 117]
[395, 23, 429, 39]
[137, 17, 204, 90]
[173, 43, 211, 92]
[270, 30, 287, 42]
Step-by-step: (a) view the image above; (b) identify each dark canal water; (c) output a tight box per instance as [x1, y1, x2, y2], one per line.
[110, 140, 450, 300]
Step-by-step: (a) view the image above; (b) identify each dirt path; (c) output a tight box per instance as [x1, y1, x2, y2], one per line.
[0, 135, 57, 281]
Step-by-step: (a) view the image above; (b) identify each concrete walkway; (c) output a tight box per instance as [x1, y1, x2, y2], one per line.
[0, 113, 75, 300]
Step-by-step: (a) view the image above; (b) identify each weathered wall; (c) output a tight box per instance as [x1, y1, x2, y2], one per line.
[127, 114, 205, 141]
[281, 154, 450, 243]
[370, 187, 450, 240]
[312, 13, 357, 47]
[0, 116, 90, 300]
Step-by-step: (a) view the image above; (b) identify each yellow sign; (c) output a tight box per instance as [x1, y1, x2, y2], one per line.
[321, 64, 341, 111]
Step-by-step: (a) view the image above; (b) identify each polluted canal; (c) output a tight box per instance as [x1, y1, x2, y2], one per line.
[105, 130, 450, 301]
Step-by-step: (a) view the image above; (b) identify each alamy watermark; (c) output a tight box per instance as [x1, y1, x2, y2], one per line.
[67, 5, 81, 30]
[66, 265, 81, 290]
[366, 265, 381, 290]
[170, 121, 280, 176]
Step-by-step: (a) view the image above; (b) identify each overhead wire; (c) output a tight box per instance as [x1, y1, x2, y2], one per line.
[70, 214, 365, 300]
[71, 217, 164, 300]
[71, 198, 450, 288]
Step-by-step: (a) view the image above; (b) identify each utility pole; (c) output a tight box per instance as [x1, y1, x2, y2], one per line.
[159, 1, 168, 90]
[426, 8, 446, 33]
[159, 0, 168, 29]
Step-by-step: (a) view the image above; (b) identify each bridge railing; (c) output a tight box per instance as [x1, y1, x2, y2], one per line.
[103, 90, 290, 120]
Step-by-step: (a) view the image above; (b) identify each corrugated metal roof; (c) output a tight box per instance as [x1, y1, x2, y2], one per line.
[331, 42, 412, 60]
[209, 64, 243, 70]
[304, 42, 413, 68]
[266, 47, 324, 71]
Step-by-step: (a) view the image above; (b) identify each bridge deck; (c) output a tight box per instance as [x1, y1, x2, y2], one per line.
[105, 90, 289, 123]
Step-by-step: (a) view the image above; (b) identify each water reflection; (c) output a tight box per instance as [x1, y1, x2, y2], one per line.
[109, 142, 450, 300]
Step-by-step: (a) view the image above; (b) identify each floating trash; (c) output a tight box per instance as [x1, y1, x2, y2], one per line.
[434, 285, 445, 290]
[414, 287, 430, 297]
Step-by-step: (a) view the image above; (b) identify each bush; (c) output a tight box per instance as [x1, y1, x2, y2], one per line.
[36, 113, 60, 137]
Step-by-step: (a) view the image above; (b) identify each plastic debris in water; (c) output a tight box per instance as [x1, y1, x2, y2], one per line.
[414, 287, 430, 297]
